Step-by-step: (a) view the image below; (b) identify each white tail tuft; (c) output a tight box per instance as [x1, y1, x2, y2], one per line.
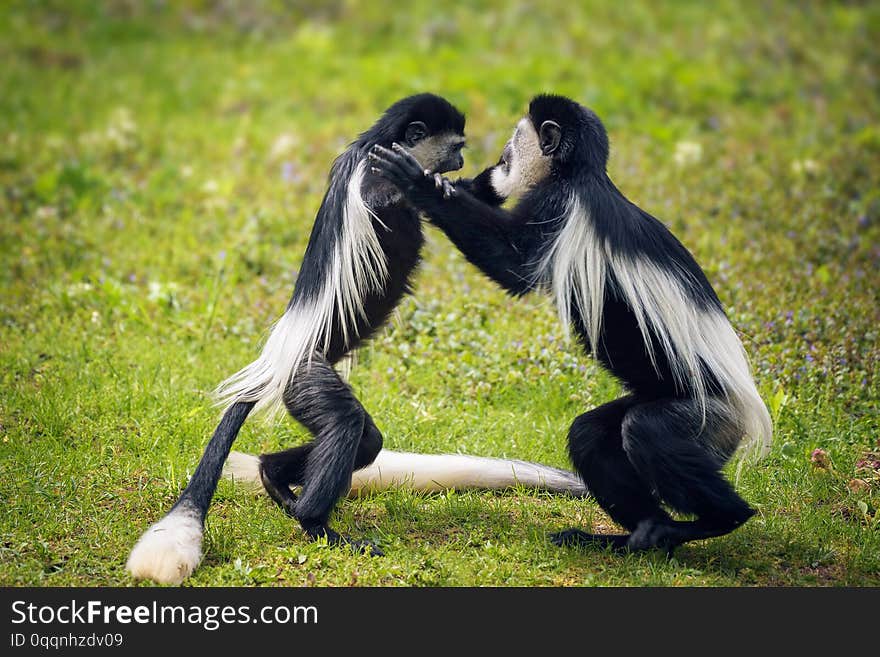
[223, 449, 587, 497]
[126, 505, 203, 585]
[223, 451, 263, 490]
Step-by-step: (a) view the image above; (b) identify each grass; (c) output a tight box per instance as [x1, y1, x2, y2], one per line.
[1, 0, 878, 586]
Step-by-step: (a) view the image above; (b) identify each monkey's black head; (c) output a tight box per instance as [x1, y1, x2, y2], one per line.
[489, 94, 609, 199]
[528, 94, 609, 171]
[363, 93, 466, 174]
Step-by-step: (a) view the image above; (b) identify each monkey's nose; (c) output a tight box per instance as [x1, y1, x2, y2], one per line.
[455, 154, 464, 170]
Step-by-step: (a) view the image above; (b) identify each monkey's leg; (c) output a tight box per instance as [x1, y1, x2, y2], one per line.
[620, 399, 755, 554]
[267, 354, 383, 554]
[259, 413, 384, 516]
[551, 396, 672, 551]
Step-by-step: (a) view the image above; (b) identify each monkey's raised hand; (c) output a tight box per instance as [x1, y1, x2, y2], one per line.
[369, 144, 456, 199]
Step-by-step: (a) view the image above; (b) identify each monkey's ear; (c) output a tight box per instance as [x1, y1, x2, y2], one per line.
[405, 121, 428, 146]
[539, 120, 561, 156]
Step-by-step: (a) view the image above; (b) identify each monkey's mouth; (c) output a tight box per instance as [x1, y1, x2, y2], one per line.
[435, 157, 464, 174]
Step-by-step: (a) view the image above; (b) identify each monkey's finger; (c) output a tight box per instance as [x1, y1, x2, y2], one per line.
[377, 144, 428, 179]
[369, 162, 406, 184]
[369, 151, 422, 186]
[371, 144, 420, 174]
[369, 159, 413, 189]
[390, 143, 428, 177]
[367, 148, 405, 171]
[370, 144, 396, 159]
[369, 147, 416, 178]
[390, 145, 427, 177]
[368, 152, 411, 180]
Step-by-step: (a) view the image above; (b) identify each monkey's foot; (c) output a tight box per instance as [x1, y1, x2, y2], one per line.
[550, 528, 629, 552]
[260, 467, 299, 518]
[626, 515, 753, 555]
[305, 525, 384, 557]
[625, 519, 683, 556]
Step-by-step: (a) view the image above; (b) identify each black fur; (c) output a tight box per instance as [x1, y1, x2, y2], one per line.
[167, 94, 466, 554]
[454, 158, 507, 207]
[371, 94, 758, 554]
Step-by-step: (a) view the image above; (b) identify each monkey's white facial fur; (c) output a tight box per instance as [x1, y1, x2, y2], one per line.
[406, 132, 466, 174]
[490, 117, 551, 200]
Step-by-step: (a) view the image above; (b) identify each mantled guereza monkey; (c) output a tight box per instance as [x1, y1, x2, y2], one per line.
[370, 94, 772, 554]
[127, 94, 585, 585]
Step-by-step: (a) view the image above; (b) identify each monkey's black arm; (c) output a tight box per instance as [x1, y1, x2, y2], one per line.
[425, 190, 534, 295]
[370, 144, 533, 295]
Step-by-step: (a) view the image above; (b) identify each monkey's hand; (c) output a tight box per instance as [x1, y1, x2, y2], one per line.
[433, 173, 458, 199]
[369, 144, 455, 200]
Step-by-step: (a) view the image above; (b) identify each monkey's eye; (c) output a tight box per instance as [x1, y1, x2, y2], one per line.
[500, 144, 513, 167]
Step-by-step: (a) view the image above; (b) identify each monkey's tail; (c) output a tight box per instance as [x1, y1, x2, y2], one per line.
[223, 449, 587, 497]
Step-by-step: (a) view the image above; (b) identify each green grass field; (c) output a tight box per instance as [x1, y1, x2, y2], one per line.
[1, 1, 878, 586]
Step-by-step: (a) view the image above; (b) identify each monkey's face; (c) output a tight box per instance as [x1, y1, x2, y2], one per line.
[403, 123, 466, 175]
[489, 116, 561, 199]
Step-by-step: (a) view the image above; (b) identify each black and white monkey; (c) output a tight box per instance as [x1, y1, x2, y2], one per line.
[127, 94, 585, 585]
[370, 94, 772, 554]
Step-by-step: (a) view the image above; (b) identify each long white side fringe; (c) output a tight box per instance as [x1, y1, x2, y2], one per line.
[538, 196, 772, 454]
[213, 161, 389, 418]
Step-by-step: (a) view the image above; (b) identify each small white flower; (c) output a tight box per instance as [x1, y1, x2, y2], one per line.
[36, 206, 57, 220]
[105, 107, 138, 152]
[674, 140, 703, 167]
[147, 280, 180, 305]
[67, 282, 94, 296]
[269, 132, 298, 161]
[791, 158, 820, 175]
[147, 281, 163, 301]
